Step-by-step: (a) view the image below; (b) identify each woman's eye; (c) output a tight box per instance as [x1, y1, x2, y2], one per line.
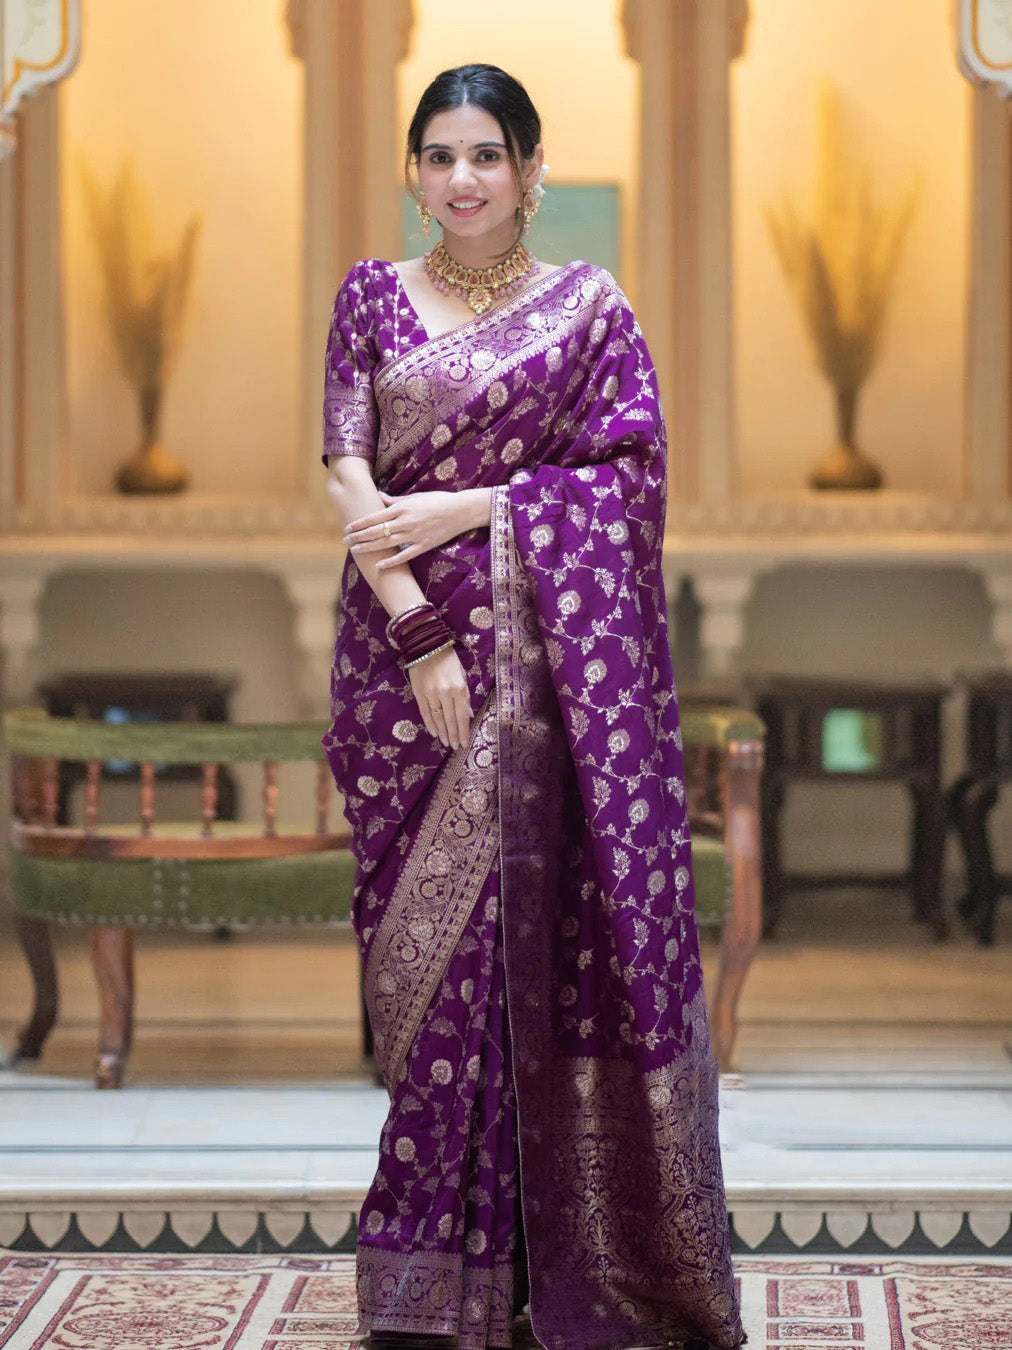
[477, 150, 499, 161]
[428, 153, 450, 165]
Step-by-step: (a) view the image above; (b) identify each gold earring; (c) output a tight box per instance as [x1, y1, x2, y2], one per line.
[418, 197, 432, 236]
[521, 189, 538, 234]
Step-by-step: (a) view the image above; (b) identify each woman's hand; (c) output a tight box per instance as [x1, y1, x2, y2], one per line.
[343, 488, 491, 569]
[408, 644, 472, 750]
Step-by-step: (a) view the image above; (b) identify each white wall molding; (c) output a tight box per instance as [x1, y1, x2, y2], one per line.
[957, 0, 1012, 101]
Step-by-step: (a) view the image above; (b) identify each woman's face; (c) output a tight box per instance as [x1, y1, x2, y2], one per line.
[416, 103, 541, 246]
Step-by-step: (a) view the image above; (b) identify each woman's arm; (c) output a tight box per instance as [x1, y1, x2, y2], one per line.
[343, 486, 493, 569]
[325, 454, 427, 616]
[325, 453, 472, 750]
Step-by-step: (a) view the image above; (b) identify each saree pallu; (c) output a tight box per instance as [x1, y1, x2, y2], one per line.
[322, 259, 744, 1350]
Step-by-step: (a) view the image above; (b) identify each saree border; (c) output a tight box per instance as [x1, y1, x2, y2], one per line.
[324, 378, 378, 461]
[363, 688, 499, 1090]
[489, 479, 562, 1350]
[378, 258, 584, 384]
[373, 265, 620, 481]
[356, 1245, 515, 1350]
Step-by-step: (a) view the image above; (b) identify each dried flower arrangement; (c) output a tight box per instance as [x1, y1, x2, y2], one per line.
[79, 156, 201, 493]
[764, 80, 921, 489]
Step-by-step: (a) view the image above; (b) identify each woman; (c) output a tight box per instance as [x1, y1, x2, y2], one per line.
[322, 63, 745, 1350]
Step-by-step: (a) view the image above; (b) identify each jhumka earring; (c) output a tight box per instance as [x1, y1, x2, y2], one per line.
[521, 188, 538, 234]
[417, 196, 432, 236]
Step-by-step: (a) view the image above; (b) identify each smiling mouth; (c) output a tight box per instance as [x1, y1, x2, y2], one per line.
[448, 200, 487, 213]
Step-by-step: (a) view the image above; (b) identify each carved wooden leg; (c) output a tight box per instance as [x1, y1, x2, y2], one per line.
[712, 737, 764, 1070]
[759, 777, 785, 938]
[909, 783, 949, 941]
[947, 773, 982, 927]
[89, 925, 135, 1088]
[360, 967, 384, 1087]
[12, 915, 59, 1060]
[963, 776, 1001, 946]
[360, 981, 373, 1058]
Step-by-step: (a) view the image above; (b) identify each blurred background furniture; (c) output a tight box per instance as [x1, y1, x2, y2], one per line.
[947, 671, 1012, 946]
[4, 708, 356, 1087]
[680, 703, 766, 1068]
[5, 700, 766, 1082]
[742, 676, 950, 941]
[36, 672, 239, 826]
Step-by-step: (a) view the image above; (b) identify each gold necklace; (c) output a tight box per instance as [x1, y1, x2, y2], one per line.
[422, 239, 538, 316]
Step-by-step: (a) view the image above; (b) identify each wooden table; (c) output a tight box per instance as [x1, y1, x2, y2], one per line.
[743, 676, 950, 940]
[947, 671, 1012, 946]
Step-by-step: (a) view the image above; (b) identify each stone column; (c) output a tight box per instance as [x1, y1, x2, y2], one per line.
[0, 572, 49, 708]
[289, 0, 414, 485]
[0, 88, 68, 527]
[981, 567, 1012, 668]
[965, 89, 1011, 502]
[692, 570, 755, 677]
[276, 567, 341, 719]
[621, 0, 748, 508]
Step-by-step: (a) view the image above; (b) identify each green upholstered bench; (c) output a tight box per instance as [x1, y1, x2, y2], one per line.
[4, 708, 356, 1087]
[680, 704, 766, 1068]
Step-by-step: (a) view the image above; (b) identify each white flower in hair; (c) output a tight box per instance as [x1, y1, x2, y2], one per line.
[531, 163, 550, 203]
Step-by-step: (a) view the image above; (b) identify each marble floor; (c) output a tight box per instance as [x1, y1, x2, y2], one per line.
[0, 1071, 1008, 1255]
[1, 888, 1009, 1256]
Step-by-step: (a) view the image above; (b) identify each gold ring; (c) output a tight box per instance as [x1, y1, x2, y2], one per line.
[382, 521, 391, 538]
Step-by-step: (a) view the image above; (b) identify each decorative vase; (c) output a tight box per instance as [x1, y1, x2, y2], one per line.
[809, 385, 884, 491]
[115, 385, 189, 494]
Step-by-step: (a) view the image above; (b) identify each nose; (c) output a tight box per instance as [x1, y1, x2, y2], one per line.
[448, 157, 478, 194]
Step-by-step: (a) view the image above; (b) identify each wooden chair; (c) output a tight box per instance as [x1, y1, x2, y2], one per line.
[680, 704, 766, 1068]
[4, 707, 356, 1087]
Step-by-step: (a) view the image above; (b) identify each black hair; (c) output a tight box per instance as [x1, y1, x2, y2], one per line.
[405, 63, 542, 256]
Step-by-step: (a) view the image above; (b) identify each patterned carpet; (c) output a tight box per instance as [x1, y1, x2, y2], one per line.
[0, 1251, 1009, 1349]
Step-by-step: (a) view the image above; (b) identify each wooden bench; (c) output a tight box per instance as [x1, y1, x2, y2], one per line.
[4, 702, 764, 1082]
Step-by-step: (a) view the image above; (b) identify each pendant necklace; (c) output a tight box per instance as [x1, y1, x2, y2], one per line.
[422, 238, 538, 317]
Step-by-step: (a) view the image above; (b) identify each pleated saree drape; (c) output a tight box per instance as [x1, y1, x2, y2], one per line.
[321, 259, 745, 1350]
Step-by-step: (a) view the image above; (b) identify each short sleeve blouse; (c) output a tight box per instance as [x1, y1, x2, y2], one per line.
[321, 258, 428, 466]
[321, 262, 380, 465]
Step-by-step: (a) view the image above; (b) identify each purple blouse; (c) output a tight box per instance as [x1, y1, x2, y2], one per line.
[322, 258, 430, 466]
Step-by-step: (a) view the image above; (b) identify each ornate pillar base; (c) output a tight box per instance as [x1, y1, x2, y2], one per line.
[981, 567, 1012, 668]
[277, 567, 339, 720]
[693, 571, 756, 678]
[0, 569, 51, 707]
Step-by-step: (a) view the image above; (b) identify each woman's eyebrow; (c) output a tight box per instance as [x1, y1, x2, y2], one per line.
[420, 140, 507, 152]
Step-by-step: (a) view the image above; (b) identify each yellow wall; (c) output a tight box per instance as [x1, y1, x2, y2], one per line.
[398, 0, 639, 293]
[56, 0, 970, 502]
[731, 0, 970, 497]
[59, 0, 303, 496]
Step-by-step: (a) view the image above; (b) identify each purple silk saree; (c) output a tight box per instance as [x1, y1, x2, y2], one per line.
[321, 258, 744, 1350]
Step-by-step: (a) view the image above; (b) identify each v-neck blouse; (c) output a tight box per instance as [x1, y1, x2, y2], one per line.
[321, 259, 427, 466]
[321, 256, 577, 467]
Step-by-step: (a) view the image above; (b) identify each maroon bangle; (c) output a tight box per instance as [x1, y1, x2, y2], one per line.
[386, 602, 455, 665]
[387, 603, 438, 647]
[391, 616, 443, 650]
[399, 618, 454, 664]
[398, 618, 444, 647]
